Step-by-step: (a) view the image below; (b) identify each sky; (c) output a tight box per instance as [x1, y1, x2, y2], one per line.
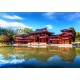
[0, 12, 80, 34]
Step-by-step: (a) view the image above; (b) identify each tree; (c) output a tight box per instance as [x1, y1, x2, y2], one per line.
[69, 27, 76, 42]
[22, 28, 33, 34]
[15, 28, 33, 34]
[76, 32, 80, 42]
[0, 27, 15, 43]
[0, 35, 10, 43]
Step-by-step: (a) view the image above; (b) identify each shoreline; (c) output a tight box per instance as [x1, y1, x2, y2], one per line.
[13, 43, 73, 47]
[0, 43, 80, 47]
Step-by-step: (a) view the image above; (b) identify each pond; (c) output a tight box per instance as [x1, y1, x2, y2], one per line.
[0, 46, 80, 68]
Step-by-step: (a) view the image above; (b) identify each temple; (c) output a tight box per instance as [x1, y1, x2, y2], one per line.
[48, 29, 73, 44]
[14, 28, 74, 44]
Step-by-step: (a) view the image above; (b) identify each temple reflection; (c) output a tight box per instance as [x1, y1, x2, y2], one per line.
[0, 46, 78, 62]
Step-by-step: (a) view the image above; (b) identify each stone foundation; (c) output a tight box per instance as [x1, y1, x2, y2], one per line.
[13, 43, 72, 47]
[49, 44, 72, 47]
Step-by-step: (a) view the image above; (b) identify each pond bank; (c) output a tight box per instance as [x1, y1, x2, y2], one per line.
[0, 43, 12, 47]
[13, 43, 73, 47]
[1, 43, 80, 47]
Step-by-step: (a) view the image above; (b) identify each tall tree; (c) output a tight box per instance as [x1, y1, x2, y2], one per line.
[0, 27, 15, 43]
[15, 28, 33, 34]
[69, 27, 76, 42]
[22, 28, 33, 34]
[76, 32, 80, 42]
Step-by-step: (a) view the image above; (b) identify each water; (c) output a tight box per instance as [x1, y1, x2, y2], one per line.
[0, 46, 80, 68]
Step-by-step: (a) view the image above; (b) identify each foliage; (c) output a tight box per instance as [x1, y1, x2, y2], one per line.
[0, 35, 10, 42]
[76, 32, 80, 42]
[69, 27, 76, 42]
[22, 28, 33, 34]
[0, 27, 15, 43]
[15, 28, 33, 34]
[0, 27, 33, 43]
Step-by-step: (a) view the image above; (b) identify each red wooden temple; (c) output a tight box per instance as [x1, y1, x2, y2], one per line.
[48, 29, 73, 44]
[14, 28, 74, 44]
[14, 34, 28, 44]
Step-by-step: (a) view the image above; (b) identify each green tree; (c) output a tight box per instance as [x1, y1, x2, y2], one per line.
[22, 28, 33, 34]
[69, 27, 76, 42]
[0, 35, 10, 43]
[15, 28, 33, 34]
[0, 27, 15, 43]
[76, 32, 80, 42]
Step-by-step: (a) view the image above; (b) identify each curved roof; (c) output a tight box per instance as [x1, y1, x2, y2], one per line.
[61, 32, 73, 36]
[16, 34, 28, 38]
[61, 29, 73, 32]
[30, 27, 53, 34]
[35, 27, 47, 32]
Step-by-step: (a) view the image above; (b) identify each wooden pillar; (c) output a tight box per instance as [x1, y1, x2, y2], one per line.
[44, 37, 46, 42]
[69, 39, 71, 44]
[41, 38, 43, 43]
[61, 39, 64, 44]
[39, 37, 40, 42]
[42, 38, 43, 43]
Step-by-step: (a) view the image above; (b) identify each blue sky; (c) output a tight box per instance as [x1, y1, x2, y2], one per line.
[0, 12, 80, 34]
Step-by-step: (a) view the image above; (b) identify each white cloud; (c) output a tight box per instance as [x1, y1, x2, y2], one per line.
[66, 12, 80, 21]
[43, 12, 56, 19]
[45, 25, 53, 29]
[45, 12, 55, 16]
[0, 59, 24, 64]
[0, 19, 31, 29]
[1, 13, 23, 20]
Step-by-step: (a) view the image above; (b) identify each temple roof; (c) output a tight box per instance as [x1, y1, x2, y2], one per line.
[49, 31, 73, 37]
[35, 27, 47, 32]
[61, 29, 73, 32]
[16, 34, 28, 38]
[49, 34, 59, 37]
[30, 27, 52, 34]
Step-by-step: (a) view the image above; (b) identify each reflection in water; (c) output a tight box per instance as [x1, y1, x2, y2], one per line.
[0, 46, 79, 68]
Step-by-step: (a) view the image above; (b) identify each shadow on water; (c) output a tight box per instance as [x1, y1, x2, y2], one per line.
[0, 46, 80, 68]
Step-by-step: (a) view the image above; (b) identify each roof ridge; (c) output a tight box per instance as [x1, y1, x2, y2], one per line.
[36, 27, 47, 30]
